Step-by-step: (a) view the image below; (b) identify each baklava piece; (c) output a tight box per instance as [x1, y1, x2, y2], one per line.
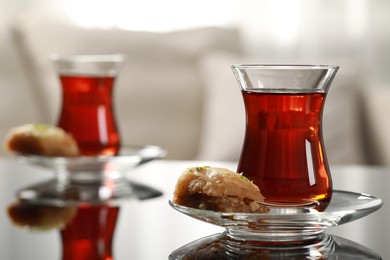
[173, 166, 267, 213]
[5, 124, 79, 157]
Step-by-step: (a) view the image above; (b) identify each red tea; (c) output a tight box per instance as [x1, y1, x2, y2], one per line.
[58, 75, 120, 156]
[237, 91, 332, 205]
[60, 205, 119, 260]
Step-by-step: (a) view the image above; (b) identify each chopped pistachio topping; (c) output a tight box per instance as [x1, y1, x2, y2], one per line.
[240, 174, 250, 182]
[32, 124, 52, 131]
[188, 166, 210, 172]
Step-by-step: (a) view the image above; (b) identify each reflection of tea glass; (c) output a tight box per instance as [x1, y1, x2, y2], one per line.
[232, 65, 339, 208]
[51, 54, 125, 156]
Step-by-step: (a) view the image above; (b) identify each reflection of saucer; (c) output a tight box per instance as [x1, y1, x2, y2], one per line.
[169, 233, 381, 260]
[170, 190, 382, 241]
[18, 179, 163, 206]
[15, 146, 166, 206]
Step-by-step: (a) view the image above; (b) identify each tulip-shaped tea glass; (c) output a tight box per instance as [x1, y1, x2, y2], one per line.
[51, 54, 124, 156]
[170, 64, 383, 258]
[232, 65, 339, 208]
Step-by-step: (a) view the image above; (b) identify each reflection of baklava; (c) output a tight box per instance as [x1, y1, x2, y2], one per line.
[5, 124, 79, 157]
[173, 166, 267, 213]
[7, 201, 77, 230]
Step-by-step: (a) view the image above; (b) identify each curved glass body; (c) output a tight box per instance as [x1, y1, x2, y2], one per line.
[232, 65, 339, 207]
[51, 54, 124, 156]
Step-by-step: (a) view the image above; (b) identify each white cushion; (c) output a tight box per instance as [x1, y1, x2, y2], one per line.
[361, 87, 390, 165]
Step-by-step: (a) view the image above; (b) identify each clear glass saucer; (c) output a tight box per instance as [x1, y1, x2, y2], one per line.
[18, 145, 167, 176]
[16, 145, 166, 206]
[169, 190, 382, 242]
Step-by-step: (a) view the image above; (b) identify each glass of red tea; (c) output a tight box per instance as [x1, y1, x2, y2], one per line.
[232, 65, 339, 208]
[51, 54, 124, 156]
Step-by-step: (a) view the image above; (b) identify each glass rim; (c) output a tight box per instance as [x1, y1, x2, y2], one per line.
[231, 64, 339, 70]
[49, 53, 126, 63]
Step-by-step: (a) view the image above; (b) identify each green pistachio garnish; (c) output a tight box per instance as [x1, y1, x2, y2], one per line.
[240, 174, 250, 182]
[188, 166, 210, 172]
[32, 124, 52, 131]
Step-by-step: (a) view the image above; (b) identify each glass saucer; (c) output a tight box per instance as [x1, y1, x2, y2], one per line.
[169, 190, 382, 242]
[16, 145, 166, 206]
[18, 145, 167, 176]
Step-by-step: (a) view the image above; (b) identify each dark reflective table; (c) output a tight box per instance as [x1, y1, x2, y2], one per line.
[1, 159, 388, 259]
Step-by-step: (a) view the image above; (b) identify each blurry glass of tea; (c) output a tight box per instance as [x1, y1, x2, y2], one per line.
[51, 54, 124, 156]
[232, 65, 339, 207]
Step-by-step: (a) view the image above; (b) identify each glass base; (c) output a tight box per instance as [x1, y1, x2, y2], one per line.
[169, 233, 381, 259]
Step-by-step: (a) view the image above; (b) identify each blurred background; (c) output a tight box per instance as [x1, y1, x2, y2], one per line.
[1, 0, 390, 165]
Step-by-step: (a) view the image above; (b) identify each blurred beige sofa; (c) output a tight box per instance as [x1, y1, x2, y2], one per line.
[3, 12, 390, 166]
[9, 12, 242, 160]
